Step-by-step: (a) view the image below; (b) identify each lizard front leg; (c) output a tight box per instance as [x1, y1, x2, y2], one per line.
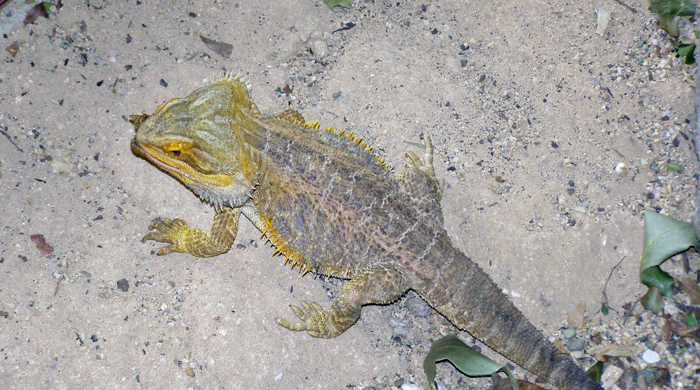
[142, 207, 241, 257]
[276, 264, 410, 338]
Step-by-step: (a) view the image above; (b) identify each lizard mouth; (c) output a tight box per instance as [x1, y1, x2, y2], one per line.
[131, 138, 254, 209]
[131, 138, 192, 180]
[131, 137, 236, 190]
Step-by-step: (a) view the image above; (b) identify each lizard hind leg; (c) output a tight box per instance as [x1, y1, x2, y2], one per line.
[276, 264, 411, 338]
[399, 134, 443, 202]
[398, 135, 444, 226]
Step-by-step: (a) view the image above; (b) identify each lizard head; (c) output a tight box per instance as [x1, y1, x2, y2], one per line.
[130, 75, 260, 209]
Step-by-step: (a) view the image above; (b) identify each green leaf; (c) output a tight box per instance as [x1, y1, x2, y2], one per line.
[641, 286, 664, 314]
[641, 266, 674, 296]
[649, 0, 697, 37]
[424, 334, 519, 390]
[686, 311, 699, 327]
[679, 35, 695, 44]
[666, 161, 683, 171]
[639, 211, 700, 311]
[649, 0, 697, 18]
[640, 210, 699, 276]
[678, 43, 696, 64]
[324, 0, 352, 9]
[587, 361, 604, 383]
[601, 302, 609, 316]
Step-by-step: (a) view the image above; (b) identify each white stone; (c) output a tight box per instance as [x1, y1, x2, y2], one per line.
[614, 162, 628, 176]
[642, 349, 660, 364]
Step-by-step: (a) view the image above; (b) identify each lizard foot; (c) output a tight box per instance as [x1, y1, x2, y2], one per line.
[404, 134, 437, 181]
[400, 134, 443, 202]
[142, 217, 191, 255]
[275, 301, 339, 338]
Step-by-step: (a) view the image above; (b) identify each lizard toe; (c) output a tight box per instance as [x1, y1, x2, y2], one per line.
[276, 301, 333, 338]
[141, 218, 191, 254]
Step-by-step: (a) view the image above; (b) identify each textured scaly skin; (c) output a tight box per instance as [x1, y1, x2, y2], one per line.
[130, 76, 602, 389]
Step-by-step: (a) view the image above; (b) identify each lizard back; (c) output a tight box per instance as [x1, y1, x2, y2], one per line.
[248, 116, 444, 280]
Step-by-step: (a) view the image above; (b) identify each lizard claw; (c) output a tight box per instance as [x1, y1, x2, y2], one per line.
[142, 217, 190, 255]
[276, 301, 334, 338]
[404, 134, 435, 176]
[400, 135, 443, 201]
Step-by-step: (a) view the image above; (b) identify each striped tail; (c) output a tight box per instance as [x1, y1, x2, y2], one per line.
[418, 238, 603, 389]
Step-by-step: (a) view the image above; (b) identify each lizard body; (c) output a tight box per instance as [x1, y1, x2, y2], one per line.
[130, 75, 602, 389]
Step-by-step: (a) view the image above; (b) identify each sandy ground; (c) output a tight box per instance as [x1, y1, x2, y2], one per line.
[1, 0, 698, 389]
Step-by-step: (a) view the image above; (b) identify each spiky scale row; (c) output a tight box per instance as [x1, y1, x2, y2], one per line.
[259, 214, 315, 275]
[260, 217, 295, 260]
[299, 121, 390, 170]
[259, 212, 355, 278]
[218, 74, 385, 169]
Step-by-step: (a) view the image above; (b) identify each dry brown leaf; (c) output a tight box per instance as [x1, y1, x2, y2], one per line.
[661, 317, 671, 342]
[672, 322, 700, 337]
[602, 346, 635, 357]
[567, 302, 586, 329]
[30, 234, 54, 255]
[591, 343, 635, 361]
[199, 35, 233, 58]
[5, 44, 18, 58]
[24, 3, 49, 25]
[553, 340, 568, 354]
[676, 276, 700, 304]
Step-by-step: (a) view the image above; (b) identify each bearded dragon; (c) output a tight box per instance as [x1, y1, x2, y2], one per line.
[130, 75, 602, 389]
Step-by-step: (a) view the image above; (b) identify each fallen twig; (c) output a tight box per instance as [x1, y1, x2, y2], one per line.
[0, 125, 23, 153]
[612, 0, 637, 13]
[602, 256, 626, 315]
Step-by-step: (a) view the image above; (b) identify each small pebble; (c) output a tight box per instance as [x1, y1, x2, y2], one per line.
[642, 349, 660, 364]
[116, 278, 129, 292]
[562, 327, 576, 339]
[50, 160, 73, 174]
[567, 338, 586, 352]
[614, 162, 628, 176]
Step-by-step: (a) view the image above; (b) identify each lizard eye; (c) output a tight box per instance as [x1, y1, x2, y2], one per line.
[164, 143, 191, 158]
[165, 145, 183, 157]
